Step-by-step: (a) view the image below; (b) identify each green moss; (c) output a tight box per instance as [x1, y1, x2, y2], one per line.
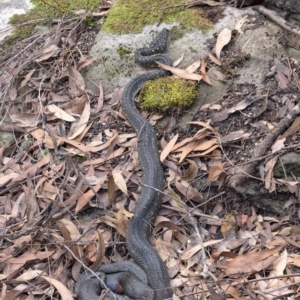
[117, 46, 132, 57]
[138, 77, 197, 111]
[31, 0, 100, 16]
[2, 8, 48, 47]
[2, 0, 100, 48]
[102, 0, 213, 34]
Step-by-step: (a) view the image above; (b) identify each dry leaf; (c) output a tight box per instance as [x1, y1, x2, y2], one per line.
[112, 171, 128, 196]
[224, 246, 283, 275]
[68, 101, 91, 139]
[180, 159, 198, 182]
[208, 53, 221, 66]
[200, 59, 212, 85]
[215, 28, 232, 60]
[47, 104, 76, 122]
[36, 44, 60, 62]
[160, 134, 179, 162]
[156, 61, 203, 81]
[41, 276, 74, 300]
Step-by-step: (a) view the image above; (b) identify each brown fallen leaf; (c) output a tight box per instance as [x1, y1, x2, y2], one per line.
[160, 134, 179, 162]
[10, 113, 41, 127]
[61, 95, 88, 113]
[275, 71, 288, 89]
[68, 66, 85, 94]
[77, 56, 98, 71]
[185, 60, 201, 73]
[200, 59, 212, 85]
[215, 28, 232, 60]
[36, 44, 60, 62]
[96, 82, 104, 113]
[76, 181, 103, 213]
[67, 101, 91, 140]
[223, 246, 283, 276]
[156, 61, 203, 81]
[41, 276, 74, 300]
[101, 207, 131, 237]
[180, 159, 198, 182]
[264, 156, 278, 192]
[208, 163, 225, 182]
[20, 69, 35, 88]
[46, 104, 76, 122]
[208, 52, 221, 66]
[112, 171, 128, 196]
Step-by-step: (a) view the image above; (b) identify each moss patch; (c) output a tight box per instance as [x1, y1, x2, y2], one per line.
[30, 0, 100, 16]
[102, 0, 213, 34]
[2, 0, 100, 47]
[117, 46, 132, 57]
[138, 77, 197, 111]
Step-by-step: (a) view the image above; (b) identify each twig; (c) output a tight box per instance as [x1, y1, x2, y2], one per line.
[229, 100, 300, 188]
[251, 6, 300, 36]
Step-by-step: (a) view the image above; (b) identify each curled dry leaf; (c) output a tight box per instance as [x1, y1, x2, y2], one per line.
[46, 104, 76, 122]
[185, 60, 200, 73]
[208, 53, 221, 66]
[10, 113, 41, 127]
[215, 28, 232, 60]
[89, 230, 106, 270]
[272, 138, 285, 153]
[68, 66, 85, 94]
[41, 276, 74, 300]
[180, 159, 198, 182]
[275, 71, 289, 89]
[61, 95, 88, 114]
[160, 134, 179, 162]
[112, 171, 128, 196]
[68, 101, 91, 140]
[30, 128, 63, 149]
[20, 69, 35, 88]
[173, 54, 184, 67]
[76, 180, 104, 213]
[36, 44, 60, 62]
[96, 82, 104, 113]
[200, 59, 212, 85]
[77, 56, 98, 72]
[264, 156, 278, 192]
[220, 130, 250, 144]
[0, 173, 19, 187]
[208, 163, 225, 182]
[224, 246, 283, 276]
[235, 15, 248, 33]
[16, 270, 43, 281]
[101, 207, 131, 237]
[156, 61, 203, 81]
[181, 239, 221, 260]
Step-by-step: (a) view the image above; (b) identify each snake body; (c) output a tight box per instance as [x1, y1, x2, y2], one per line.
[76, 28, 173, 300]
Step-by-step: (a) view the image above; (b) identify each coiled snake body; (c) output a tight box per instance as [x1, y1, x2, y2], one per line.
[75, 29, 173, 300]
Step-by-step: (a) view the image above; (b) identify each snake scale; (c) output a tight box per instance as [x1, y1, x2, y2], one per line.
[75, 29, 173, 300]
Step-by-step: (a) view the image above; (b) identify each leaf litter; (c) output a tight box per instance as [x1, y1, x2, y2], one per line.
[0, 4, 300, 300]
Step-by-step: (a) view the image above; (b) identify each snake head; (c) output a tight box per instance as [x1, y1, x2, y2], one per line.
[148, 28, 169, 53]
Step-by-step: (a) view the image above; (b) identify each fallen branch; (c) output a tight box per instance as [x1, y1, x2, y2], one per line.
[228, 100, 300, 188]
[251, 5, 300, 36]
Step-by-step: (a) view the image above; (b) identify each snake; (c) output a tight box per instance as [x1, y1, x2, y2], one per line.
[75, 28, 173, 300]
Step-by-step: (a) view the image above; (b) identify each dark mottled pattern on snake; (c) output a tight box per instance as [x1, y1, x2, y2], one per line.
[75, 29, 173, 300]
